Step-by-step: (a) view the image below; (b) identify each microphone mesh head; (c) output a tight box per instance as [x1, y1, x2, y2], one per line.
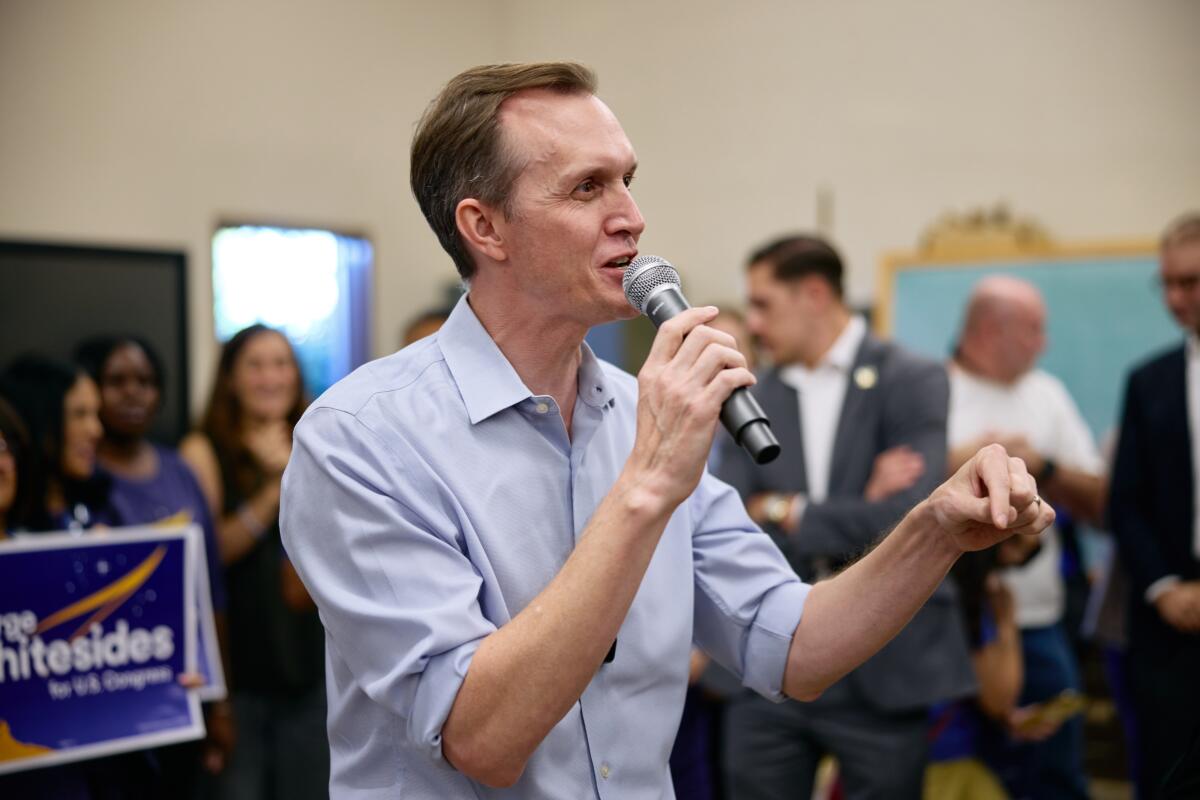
[623, 255, 680, 314]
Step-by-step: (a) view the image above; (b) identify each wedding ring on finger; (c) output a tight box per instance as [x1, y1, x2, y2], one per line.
[1034, 495, 1044, 509]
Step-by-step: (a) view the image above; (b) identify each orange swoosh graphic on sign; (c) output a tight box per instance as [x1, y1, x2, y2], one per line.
[34, 545, 167, 635]
[0, 720, 53, 762]
[68, 588, 138, 642]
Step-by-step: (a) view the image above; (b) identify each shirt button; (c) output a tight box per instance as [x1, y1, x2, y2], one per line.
[600, 763, 611, 780]
[535, 402, 550, 414]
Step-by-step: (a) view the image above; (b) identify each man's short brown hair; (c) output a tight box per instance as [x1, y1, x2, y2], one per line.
[748, 234, 845, 299]
[1161, 212, 1200, 252]
[410, 62, 598, 281]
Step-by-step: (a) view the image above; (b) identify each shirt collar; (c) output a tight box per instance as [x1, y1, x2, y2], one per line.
[437, 295, 615, 424]
[780, 314, 866, 382]
[438, 295, 534, 424]
[826, 315, 867, 372]
[1187, 332, 1200, 362]
[577, 344, 615, 411]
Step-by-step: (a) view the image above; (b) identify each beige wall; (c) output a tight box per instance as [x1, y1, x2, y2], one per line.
[2, 0, 1197, 416]
[0, 0, 503, 414]
[501, 0, 1200, 305]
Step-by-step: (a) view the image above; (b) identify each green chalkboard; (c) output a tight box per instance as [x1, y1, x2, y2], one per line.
[880, 246, 1181, 440]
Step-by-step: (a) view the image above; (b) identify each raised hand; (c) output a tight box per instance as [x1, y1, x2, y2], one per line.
[629, 306, 755, 507]
[928, 443, 1055, 554]
[244, 421, 293, 476]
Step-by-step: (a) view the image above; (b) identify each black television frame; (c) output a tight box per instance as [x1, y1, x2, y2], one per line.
[0, 239, 190, 443]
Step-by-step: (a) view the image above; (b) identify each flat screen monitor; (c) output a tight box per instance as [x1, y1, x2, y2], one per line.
[0, 241, 189, 443]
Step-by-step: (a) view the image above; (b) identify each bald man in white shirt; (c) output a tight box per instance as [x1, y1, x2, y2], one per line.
[947, 275, 1106, 799]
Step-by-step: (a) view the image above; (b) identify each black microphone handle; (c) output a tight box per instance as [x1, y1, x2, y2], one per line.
[642, 286, 781, 464]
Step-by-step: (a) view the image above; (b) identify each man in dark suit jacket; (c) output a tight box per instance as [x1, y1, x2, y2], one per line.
[1111, 212, 1200, 798]
[716, 235, 975, 800]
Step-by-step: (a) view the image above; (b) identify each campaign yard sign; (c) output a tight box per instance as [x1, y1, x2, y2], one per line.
[0, 526, 204, 774]
[191, 521, 226, 703]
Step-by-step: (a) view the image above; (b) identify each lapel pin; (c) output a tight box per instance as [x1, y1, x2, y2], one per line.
[853, 365, 877, 390]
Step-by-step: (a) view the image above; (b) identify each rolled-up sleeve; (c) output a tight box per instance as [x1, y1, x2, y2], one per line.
[688, 471, 810, 702]
[280, 406, 495, 762]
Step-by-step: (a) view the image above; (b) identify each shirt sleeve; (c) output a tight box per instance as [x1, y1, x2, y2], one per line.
[687, 470, 810, 703]
[280, 406, 496, 764]
[1145, 575, 1182, 604]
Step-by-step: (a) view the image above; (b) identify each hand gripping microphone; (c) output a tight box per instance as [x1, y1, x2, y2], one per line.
[623, 255, 781, 465]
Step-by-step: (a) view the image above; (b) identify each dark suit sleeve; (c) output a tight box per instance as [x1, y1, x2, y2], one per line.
[1110, 369, 1173, 597]
[788, 357, 949, 561]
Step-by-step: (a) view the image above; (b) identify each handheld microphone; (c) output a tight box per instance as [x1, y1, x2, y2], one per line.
[623, 255, 781, 465]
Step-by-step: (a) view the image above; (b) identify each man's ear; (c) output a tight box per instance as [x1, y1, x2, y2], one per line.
[799, 274, 833, 309]
[456, 198, 508, 264]
[787, 275, 815, 306]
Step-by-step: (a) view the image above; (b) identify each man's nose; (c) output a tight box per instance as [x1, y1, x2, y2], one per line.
[606, 185, 645, 240]
[745, 313, 764, 337]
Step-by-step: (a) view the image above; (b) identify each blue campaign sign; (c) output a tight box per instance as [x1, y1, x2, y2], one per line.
[192, 527, 226, 703]
[0, 527, 203, 774]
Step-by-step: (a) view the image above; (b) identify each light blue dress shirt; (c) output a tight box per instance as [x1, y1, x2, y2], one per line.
[280, 296, 810, 799]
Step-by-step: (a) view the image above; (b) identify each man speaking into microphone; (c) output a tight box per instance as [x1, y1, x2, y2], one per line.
[279, 62, 1054, 799]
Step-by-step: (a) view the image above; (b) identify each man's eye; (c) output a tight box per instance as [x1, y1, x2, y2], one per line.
[623, 174, 635, 188]
[575, 179, 596, 194]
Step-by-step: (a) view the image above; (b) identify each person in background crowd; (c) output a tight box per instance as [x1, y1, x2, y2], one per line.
[180, 325, 327, 800]
[925, 535, 1043, 800]
[716, 235, 975, 800]
[946, 276, 1105, 799]
[1110, 212, 1200, 797]
[0, 396, 33, 535]
[75, 334, 236, 795]
[0, 355, 113, 532]
[0, 360, 182, 797]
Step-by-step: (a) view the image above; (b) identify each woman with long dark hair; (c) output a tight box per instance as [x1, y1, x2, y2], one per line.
[180, 324, 327, 799]
[0, 355, 111, 532]
[0, 356, 159, 797]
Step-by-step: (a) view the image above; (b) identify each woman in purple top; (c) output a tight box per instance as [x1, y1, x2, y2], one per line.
[76, 335, 235, 794]
[75, 337, 226, 613]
